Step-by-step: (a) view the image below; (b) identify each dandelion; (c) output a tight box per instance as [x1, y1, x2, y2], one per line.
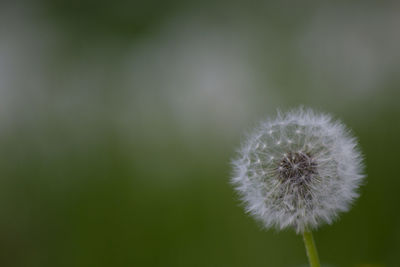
[231, 107, 365, 267]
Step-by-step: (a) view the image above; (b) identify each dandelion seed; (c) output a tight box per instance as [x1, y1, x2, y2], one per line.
[231, 107, 365, 233]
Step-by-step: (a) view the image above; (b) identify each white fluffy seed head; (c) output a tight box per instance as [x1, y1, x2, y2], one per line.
[231, 107, 365, 233]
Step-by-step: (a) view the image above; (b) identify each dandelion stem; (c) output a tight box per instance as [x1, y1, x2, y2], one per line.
[302, 230, 320, 267]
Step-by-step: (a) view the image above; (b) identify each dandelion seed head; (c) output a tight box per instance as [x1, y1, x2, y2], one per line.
[231, 107, 365, 233]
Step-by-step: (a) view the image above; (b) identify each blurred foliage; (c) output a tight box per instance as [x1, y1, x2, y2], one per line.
[39, 0, 185, 39]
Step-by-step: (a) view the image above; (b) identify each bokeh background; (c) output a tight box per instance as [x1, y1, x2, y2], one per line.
[1, 1, 399, 266]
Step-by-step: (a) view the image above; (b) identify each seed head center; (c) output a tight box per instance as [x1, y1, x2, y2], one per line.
[277, 152, 317, 183]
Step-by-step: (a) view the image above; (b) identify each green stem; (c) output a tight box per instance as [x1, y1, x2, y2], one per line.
[302, 230, 321, 267]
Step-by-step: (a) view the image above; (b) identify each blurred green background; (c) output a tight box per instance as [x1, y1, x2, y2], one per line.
[0, 1, 399, 266]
